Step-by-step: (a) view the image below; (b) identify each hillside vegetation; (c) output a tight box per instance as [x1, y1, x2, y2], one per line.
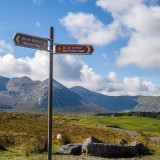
[0, 111, 159, 160]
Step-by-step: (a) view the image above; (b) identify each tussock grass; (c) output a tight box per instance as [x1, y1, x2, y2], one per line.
[59, 133, 72, 146]
[134, 132, 160, 155]
[22, 136, 47, 156]
[0, 134, 14, 150]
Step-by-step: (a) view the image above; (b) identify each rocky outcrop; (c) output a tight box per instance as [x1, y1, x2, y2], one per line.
[130, 141, 149, 155]
[60, 137, 148, 158]
[81, 137, 149, 158]
[0, 76, 10, 91]
[59, 143, 82, 155]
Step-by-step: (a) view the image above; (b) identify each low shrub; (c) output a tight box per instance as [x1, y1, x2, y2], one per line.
[23, 136, 47, 156]
[59, 133, 71, 146]
[0, 134, 14, 150]
[0, 136, 7, 150]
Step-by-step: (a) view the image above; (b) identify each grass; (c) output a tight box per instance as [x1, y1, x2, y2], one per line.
[0, 111, 159, 159]
[77, 115, 160, 137]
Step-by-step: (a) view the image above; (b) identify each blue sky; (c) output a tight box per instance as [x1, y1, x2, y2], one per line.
[0, 0, 160, 96]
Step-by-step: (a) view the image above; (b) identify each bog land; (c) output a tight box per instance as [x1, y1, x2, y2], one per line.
[0, 111, 160, 160]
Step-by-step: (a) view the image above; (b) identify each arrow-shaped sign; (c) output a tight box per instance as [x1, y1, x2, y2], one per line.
[55, 44, 94, 55]
[13, 32, 48, 51]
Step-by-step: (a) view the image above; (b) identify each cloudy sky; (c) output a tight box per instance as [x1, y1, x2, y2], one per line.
[0, 0, 160, 96]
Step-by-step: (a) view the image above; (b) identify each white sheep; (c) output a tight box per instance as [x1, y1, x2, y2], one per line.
[57, 134, 62, 141]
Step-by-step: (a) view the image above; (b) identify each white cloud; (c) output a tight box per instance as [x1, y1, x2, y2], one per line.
[102, 73, 160, 96]
[60, 0, 160, 69]
[96, 0, 145, 15]
[96, 0, 160, 69]
[123, 77, 144, 93]
[0, 40, 14, 53]
[108, 71, 117, 82]
[60, 12, 120, 46]
[0, 51, 48, 80]
[53, 55, 83, 82]
[32, 0, 42, 5]
[36, 22, 41, 27]
[0, 51, 160, 96]
[116, 33, 160, 68]
[116, 5, 160, 68]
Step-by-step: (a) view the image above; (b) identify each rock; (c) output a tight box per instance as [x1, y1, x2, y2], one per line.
[82, 137, 103, 154]
[59, 143, 82, 155]
[86, 143, 133, 157]
[82, 137, 149, 158]
[130, 141, 149, 155]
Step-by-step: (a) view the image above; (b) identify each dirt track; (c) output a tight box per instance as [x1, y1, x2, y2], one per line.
[106, 126, 139, 137]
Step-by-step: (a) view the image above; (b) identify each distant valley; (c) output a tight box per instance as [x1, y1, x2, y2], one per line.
[0, 75, 160, 114]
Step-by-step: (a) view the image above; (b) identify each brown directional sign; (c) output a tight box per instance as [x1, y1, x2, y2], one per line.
[55, 44, 94, 54]
[13, 32, 48, 51]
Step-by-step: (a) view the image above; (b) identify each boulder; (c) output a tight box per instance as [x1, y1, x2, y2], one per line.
[130, 141, 149, 155]
[59, 137, 148, 158]
[59, 143, 82, 155]
[82, 137, 148, 158]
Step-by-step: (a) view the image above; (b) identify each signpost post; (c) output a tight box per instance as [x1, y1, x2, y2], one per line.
[13, 27, 94, 160]
[48, 27, 53, 160]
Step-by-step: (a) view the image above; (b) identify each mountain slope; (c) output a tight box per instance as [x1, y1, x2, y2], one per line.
[0, 76, 110, 114]
[71, 86, 160, 112]
[0, 76, 10, 91]
[71, 86, 139, 112]
[134, 96, 160, 112]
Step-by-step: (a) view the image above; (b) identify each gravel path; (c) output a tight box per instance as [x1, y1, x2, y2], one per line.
[106, 127, 139, 137]
[106, 127, 160, 143]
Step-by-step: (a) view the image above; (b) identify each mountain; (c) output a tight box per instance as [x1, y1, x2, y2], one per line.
[0, 76, 10, 91]
[1, 76, 159, 113]
[71, 86, 139, 112]
[71, 86, 160, 112]
[134, 96, 160, 112]
[0, 76, 110, 114]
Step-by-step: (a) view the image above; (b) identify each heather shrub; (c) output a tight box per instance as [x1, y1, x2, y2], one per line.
[59, 133, 71, 146]
[0, 134, 14, 150]
[23, 136, 47, 156]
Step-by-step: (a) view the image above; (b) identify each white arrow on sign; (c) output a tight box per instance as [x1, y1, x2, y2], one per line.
[87, 46, 91, 53]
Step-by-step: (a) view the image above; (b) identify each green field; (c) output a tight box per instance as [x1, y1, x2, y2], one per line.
[80, 115, 160, 137]
[0, 111, 160, 159]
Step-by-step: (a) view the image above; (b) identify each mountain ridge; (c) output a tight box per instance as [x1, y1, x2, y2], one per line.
[70, 86, 139, 112]
[70, 86, 160, 112]
[0, 76, 160, 113]
[0, 76, 110, 114]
